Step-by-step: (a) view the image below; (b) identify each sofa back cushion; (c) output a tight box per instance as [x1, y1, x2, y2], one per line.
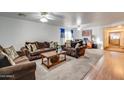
[36, 42, 45, 49]
[44, 42, 50, 48]
[0, 45, 5, 52]
[4, 46, 19, 60]
[75, 43, 80, 48]
[31, 44, 37, 52]
[71, 42, 76, 48]
[0, 53, 11, 68]
[65, 40, 71, 48]
[50, 41, 55, 48]
[25, 41, 50, 49]
[0, 51, 15, 66]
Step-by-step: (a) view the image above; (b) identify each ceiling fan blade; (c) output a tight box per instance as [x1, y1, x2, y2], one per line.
[45, 14, 56, 20]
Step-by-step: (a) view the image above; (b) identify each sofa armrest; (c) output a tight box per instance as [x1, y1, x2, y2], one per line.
[0, 62, 36, 80]
[17, 51, 24, 57]
[20, 47, 30, 56]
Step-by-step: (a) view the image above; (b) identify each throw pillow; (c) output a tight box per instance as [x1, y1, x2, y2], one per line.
[87, 41, 92, 48]
[25, 44, 32, 52]
[31, 44, 37, 52]
[65, 40, 71, 48]
[50, 41, 54, 48]
[75, 43, 80, 48]
[0, 45, 6, 53]
[4, 46, 19, 60]
[0, 52, 11, 68]
[0, 51, 15, 66]
[54, 42, 58, 48]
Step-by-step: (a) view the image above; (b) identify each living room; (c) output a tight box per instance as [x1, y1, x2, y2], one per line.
[0, 12, 124, 80]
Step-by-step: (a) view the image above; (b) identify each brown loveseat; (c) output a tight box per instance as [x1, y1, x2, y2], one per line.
[64, 46, 85, 58]
[21, 41, 56, 61]
[0, 46, 36, 80]
[63, 40, 86, 58]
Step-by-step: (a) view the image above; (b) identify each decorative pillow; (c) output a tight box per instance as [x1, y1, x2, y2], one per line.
[26, 44, 32, 52]
[31, 44, 37, 52]
[0, 52, 11, 68]
[0, 45, 5, 52]
[87, 41, 92, 48]
[54, 42, 58, 48]
[50, 41, 54, 48]
[75, 43, 80, 48]
[4, 46, 19, 60]
[65, 40, 71, 48]
[0, 51, 15, 66]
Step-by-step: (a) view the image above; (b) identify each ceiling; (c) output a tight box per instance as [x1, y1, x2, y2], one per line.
[0, 12, 124, 27]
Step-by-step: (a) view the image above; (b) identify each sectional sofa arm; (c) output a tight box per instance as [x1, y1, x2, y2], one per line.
[0, 62, 36, 80]
[20, 47, 30, 56]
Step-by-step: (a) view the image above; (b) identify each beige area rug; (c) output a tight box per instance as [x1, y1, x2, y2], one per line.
[34, 54, 103, 80]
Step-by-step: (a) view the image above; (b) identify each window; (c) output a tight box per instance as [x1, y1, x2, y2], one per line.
[65, 30, 73, 42]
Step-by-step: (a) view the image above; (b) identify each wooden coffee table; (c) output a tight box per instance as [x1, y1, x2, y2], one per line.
[41, 51, 67, 68]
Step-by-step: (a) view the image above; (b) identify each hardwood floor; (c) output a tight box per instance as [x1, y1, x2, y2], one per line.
[105, 47, 124, 53]
[84, 51, 124, 80]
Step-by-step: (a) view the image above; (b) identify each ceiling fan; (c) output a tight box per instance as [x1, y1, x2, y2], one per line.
[40, 12, 56, 22]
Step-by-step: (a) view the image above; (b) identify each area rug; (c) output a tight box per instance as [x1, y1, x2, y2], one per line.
[35, 54, 103, 80]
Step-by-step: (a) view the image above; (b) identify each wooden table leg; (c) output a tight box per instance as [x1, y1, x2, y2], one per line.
[64, 53, 66, 61]
[41, 56, 43, 64]
[47, 58, 50, 68]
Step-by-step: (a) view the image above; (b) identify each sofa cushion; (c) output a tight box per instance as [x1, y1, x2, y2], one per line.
[30, 49, 41, 56]
[41, 48, 55, 52]
[44, 42, 50, 48]
[0, 45, 6, 53]
[36, 42, 45, 49]
[31, 44, 37, 52]
[50, 41, 55, 48]
[0, 51, 15, 66]
[14, 56, 29, 64]
[4, 46, 19, 60]
[30, 48, 56, 56]
[65, 40, 71, 48]
[71, 42, 76, 48]
[0, 53, 12, 68]
[75, 43, 80, 48]
[25, 44, 33, 52]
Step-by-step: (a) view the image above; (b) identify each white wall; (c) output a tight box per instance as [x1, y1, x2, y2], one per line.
[74, 25, 104, 49]
[0, 16, 60, 50]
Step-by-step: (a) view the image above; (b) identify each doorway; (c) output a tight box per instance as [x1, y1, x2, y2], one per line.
[104, 25, 124, 53]
[109, 32, 120, 47]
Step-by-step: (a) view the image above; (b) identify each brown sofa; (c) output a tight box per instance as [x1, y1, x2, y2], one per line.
[21, 41, 56, 61]
[64, 46, 85, 58]
[0, 61, 36, 80]
[63, 40, 86, 58]
[0, 45, 36, 80]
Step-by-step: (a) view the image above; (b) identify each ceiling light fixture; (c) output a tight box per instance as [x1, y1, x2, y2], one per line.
[40, 17, 48, 22]
[77, 25, 81, 30]
[117, 25, 122, 28]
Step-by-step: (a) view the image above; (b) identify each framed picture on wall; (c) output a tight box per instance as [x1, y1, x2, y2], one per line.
[82, 29, 92, 36]
[82, 29, 92, 41]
